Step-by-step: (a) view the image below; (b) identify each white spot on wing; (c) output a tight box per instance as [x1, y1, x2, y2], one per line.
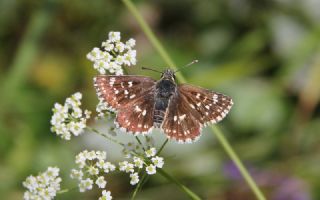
[179, 114, 186, 120]
[134, 106, 142, 112]
[189, 104, 195, 109]
[174, 116, 177, 121]
[142, 109, 146, 116]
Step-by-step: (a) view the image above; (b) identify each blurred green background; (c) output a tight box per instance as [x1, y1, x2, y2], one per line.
[1, 0, 320, 199]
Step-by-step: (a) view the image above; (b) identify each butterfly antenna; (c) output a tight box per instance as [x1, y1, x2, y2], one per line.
[141, 67, 162, 73]
[174, 59, 198, 73]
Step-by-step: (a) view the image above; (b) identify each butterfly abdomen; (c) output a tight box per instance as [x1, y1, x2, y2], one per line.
[153, 79, 176, 127]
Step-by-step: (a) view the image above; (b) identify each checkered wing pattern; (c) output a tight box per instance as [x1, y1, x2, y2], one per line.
[161, 84, 233, 143]
[94, 75, 156, 134]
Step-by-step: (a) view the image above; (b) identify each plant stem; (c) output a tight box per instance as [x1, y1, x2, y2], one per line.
[157, 138, 168, 155]
[211, 126, 266, 200]
[135, 136, 146, 151]
[131, 173, 148, 200]
[122, 0, 186, 83]
[158, 169, 202, 200]
[86, 127, 124, 146]
[122, 0, 266, 199]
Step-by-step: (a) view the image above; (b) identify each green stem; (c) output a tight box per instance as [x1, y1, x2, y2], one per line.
[131, 173, 148, 200]
[122, 1, 266, 199]
[86, 127, 124, 146]
[122, 0, 186, 83]
[135, 136, 146, 151]
[211, 126, 266, 200]
[158, 169, 202, 200]
[157, 138, 168, 156]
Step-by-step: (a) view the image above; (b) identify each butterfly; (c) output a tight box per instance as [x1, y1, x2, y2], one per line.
[94, 68, 233, 143]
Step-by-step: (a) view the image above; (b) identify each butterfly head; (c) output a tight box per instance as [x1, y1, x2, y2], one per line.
[161, 69, 176, 82]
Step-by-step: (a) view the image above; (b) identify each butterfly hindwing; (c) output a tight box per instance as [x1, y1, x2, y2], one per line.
[161, 91, 202, 143]
[115, 89, 155, 134]
[178, 84, 233, 125]
[94, 75, 156, 110]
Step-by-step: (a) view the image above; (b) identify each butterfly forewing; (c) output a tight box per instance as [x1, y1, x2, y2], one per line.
[94, 75, 156, 111]
[161, 84, 233, 143]
[94, 75, 157, 134]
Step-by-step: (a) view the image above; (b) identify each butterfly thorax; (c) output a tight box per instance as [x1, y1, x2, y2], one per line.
[153, 69, 177, 127]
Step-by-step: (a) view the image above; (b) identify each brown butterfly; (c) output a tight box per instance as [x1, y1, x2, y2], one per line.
[94, 67, 233, 143]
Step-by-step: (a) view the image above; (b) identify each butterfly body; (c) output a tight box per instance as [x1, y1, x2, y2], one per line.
[94, 69, 233, 143]
[154, 69, 177, 127]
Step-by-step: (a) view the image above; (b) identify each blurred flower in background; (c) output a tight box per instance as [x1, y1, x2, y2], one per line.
[224, 162, 311, 200]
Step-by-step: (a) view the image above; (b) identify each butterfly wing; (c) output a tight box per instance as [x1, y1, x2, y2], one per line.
[94, 75, 156, 111]
[161, 84, 233, 143]
[94, 75, 157, 134]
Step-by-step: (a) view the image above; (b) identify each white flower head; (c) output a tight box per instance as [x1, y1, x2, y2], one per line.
[145, 147, 157, 158]
[70, 169, 83, 180]
[71, 150, 114, 192]
[79, 178, 93, 192]
[96, 176, 107, 188]
[99, 190, 112, 200]
[151, 156, 164, 168]
[50, 92, 91, 140]
[119, 161, 134, 173]
[87, 31, 137, 75]
[133, 156, 144, 169]
[146, 164, 156, 175]
[109, 32, 121, 42]
[130, 173, 139, 185]
[23, 167, 62, 200]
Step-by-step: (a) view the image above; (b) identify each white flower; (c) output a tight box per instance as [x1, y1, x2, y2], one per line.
[86, 47, 104, 61]
[130, 173, 139, 185]
[23, 167, 62, 200]
[70, 169, 83, 180]
[146, 164, 156, 175]
[102, 41, 114, 51]
[103, 162, 116, 173]
[119, 161, 134, 173]
[126, 38, 136, 48]
[109, 31, 121, 42]
[50, 92, 90, 140]
[151, 156, 164, 168]
[96, 176, 107, 188]
[123, 50, 136, 66]
[72, 150, 115, 192]
[87, 31, 137, 75]
[87, 166, 99, 175]
[79, 178, 93, 192]
[145, 147, 157, 158]
[114, 42, 125, 52]
[99, 190, 112, 200]
[133, 157, 144, 168]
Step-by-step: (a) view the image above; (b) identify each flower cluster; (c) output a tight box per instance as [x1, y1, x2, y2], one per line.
[23, 167, 62, 200]
[50, 92, 91, 140]
[70, 150, 115, 198]
[119, 146, 164, 185]
[87, 31, 137, 75]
